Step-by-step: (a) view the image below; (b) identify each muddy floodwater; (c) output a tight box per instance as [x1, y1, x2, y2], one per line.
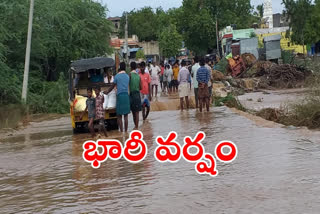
[0, 105, 320, 213]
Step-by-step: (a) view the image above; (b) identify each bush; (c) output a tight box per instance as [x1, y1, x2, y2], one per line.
[0, 62, 22, 105]
[286, 74, 320, 128]
[136, 49, 145, 59]
[281, 50, 295, 64]
[28, 72, 69, 114]
[215, 58, 229, 74]
[214, 93, 247, 112]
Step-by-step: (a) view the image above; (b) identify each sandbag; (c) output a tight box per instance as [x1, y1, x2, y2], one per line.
[107, 90, 116, 109]
[74, 95, 87, 112]
[103, 94, 109, 110]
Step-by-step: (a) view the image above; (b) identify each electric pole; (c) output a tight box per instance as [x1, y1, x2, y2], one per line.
[215, 0, 220, 58]
[22, 0, 35, 103]
[216, 15, 220, 58]
[125, 13, 129, 64]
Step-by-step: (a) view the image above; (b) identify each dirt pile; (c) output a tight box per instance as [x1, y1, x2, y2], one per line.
[212, 70, 225, 81]
[256, 108, 284, 122]
[241, 53, 257, 68]
[257, 64, 312, 89]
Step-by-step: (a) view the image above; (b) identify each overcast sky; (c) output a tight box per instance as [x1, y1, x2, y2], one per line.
[101, 0, 284, 17]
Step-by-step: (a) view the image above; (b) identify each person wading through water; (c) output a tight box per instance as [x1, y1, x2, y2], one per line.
[196, 58, 210, 112]
[129, 62, 142, 130]
[94, 85, 108, 137]
[80, 87, 96, 138]
[139, 61, 152, 120]
[178, 60, 191, 111]
[172, 61, 180, 93]
[104, 62, 130, 133]
[191, 56, 200, 109]
[150, 61, 161, 99]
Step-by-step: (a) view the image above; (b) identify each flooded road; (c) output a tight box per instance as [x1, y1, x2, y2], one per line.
[0, 106, 320, 213]
[238, 88, 308, 111]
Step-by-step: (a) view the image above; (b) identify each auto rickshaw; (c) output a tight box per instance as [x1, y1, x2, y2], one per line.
[68, 57, 118, 133]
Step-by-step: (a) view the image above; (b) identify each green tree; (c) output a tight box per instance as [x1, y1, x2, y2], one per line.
[119, 7, 182, 42]
[136, 49, 145, 59]
[205, 0, 254, 29]
[0, 0, 113, 111]
[120, 7, 158, 41]
[159, 24, 183, 58]
[179, 0, 216, 55]
[32, 0, 113, 80]
[282, 0, 313, 52]
[179, 0, 255, 55]
[1, 0, 113, 81]
[256, 4, 264, 18]
[304, 0, 320, 44]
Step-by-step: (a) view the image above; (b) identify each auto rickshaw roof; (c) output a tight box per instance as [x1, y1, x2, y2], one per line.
[71, 57, 115, 73]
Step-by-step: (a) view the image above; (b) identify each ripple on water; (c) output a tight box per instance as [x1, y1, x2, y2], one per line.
[0, 107, 320, 213]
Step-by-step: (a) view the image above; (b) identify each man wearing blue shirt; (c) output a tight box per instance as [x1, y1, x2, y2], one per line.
[104, 62, 130, 133]
[196, 58, 210, 112]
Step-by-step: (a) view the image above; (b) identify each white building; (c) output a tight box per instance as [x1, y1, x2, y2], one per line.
[263, 0, 273, 29]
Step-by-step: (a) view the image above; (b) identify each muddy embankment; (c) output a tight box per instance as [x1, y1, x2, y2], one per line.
[0, 103, 67, 135]
[211, 54, 320, 129]
[0, 105, 27, 130]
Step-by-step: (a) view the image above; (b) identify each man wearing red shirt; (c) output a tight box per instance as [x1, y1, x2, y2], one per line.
[139, 61, 152, 120]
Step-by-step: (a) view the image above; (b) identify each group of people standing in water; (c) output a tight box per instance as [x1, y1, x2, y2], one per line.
[82, 57, 216, 137]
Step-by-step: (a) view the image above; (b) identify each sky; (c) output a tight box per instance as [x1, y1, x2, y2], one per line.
[101, 0, 284, 17]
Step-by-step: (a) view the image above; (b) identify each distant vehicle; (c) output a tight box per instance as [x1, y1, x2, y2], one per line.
[177, 48, 189, 61]
[205, 53, 217, 63]
[69, 57, 118, 133]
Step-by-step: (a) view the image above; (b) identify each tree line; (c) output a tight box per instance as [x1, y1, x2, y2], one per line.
[0, 0, 112, 112]
[119, 0, 258, 56]
[282, 0, 320, 49]
[120, 0, 320, 57]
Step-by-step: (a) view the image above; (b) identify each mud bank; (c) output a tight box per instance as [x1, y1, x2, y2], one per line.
[236, 88, 320, 130]
[0, 105, 26, 130]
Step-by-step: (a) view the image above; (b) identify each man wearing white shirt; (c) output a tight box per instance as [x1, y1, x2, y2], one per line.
[150, 62, 161, 98]
[191, 57, 200, 109]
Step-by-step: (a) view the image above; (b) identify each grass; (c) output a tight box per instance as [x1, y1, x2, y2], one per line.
[256, 73, 320, 129]
[214, 93, 247, 112]
[283, 74, 320, 128]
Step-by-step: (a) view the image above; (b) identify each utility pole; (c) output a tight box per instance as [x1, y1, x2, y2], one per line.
[215, 0, 220, 58]
[125, 13, 129, 64]
[216, 15, 220, 58]
[22, 0, 35, 103]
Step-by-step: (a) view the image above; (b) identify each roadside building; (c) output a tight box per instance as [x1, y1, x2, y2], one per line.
[255, 27, 306, 54]
[272, 13, 289, 28]
[108, 17, 121, 37]
[139, 41, 160, 63]
[219, 25, 306, 57]
[110, 35, 141, 68]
